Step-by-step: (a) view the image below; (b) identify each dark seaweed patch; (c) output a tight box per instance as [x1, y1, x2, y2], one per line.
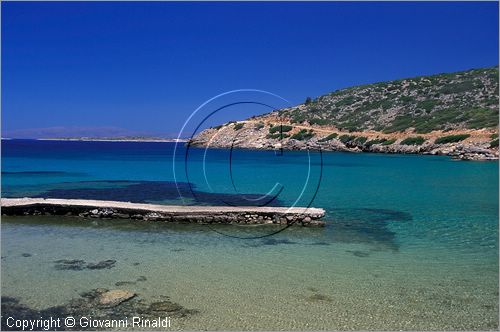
[324, 208, 413, 251]
[1, 288, 197, 331]
[54, 259, 116, 271]
[32, 180, 284, 207]
[86, 260, 116, 270]
[1, 297, 68, 331]
[358, 208, 412, 222]
[54, 259, 86, 271]
[115, 281, 136, 286]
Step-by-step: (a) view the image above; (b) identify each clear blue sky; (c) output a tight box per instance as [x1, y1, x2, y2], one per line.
[2, 1, 498, 137]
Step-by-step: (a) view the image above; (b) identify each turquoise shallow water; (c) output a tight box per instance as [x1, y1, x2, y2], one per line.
[1, 140, 498, 330]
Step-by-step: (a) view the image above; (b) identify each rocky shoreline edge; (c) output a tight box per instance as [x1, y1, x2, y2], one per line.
[1, 198, 326, 227]
[189, 121, 499, 161]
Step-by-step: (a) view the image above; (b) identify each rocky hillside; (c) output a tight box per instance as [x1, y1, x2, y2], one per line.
[190, 67, 499, 160]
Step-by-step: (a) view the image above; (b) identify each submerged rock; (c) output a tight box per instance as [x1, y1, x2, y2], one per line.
[115, 281, 136, 286]
[54, 259, 86, 270]
[2, 288, 197, 330]
[148, 301, 183, 312]
[98, 289, 135, 307]
[54, 259, 116, 271]
[86, 259, 116, 270]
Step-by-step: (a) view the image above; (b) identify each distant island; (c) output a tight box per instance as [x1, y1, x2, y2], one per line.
[38, 136, 187, 143]
[190, 66, 499, 161]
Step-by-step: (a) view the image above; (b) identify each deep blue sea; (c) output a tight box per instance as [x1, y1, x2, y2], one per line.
[1, 139, 498, 330]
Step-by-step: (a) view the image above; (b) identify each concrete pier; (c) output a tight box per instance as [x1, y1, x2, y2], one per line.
[1, 198, 326, 226]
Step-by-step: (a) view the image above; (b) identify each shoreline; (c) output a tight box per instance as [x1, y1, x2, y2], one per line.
[3, 137, 498, 160]
[189, 140, 499, 161]
[189, 121, 499, 161]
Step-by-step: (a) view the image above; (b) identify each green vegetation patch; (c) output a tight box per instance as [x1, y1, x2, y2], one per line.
[417, 99, 440, 112]
[439, 81, 475, 94]
[318, 133, 338, 142]
[381, 138, 397, 145]
[254, 122, 265, 130]
[490, 139, 499, 148]
[338, 135, 356, 144]
[354, 136, 368, 144]
[234, 123, 244, 130]
[434, 134, 470, 144]
[365, 138, 387, 147]
[309, 118, 330, 126]
[262, 66, 498, 134]
[290, 129, 315, 141]
[269, 125, 293, 134]
[464, 108, 499, 129]
[266, 133, 289, 139]
[384, 107, 469, 134]
[400, 136, 425, 145]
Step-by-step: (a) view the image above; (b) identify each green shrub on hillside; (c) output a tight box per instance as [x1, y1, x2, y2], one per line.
[339, 135, 356, 144]
[381, 138, 397, 145]
[365, 138, 387, 147]
[354, 136, 368, 144]
[290, 129, 315, 141]
[266, 133, 289, 139]
[269, 125, 293, 134]
[234, 123, 244, 130]
[434, 134, 470, 144]
[318, 133, 338, 142]
[440, 81, 475, 94]
[417, 99, 440, 112]
[254, 122, 265, 130]
[400, 136, 425, 145]
[309, 118, 330, 126]
[490, 139, 499, 148]
[465, 108, 499, 129]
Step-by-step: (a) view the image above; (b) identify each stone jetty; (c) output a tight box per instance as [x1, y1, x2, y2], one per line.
[1, 198, 326, 226]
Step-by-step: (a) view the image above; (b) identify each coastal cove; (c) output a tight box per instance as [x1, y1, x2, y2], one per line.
[2, 2, 499, 330]
[1, 139, 498, 330]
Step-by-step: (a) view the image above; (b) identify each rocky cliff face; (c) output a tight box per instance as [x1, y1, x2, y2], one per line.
[190, 67, 499, 160]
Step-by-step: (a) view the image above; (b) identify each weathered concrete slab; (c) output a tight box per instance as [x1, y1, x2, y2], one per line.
[1, 198, 326, 226]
